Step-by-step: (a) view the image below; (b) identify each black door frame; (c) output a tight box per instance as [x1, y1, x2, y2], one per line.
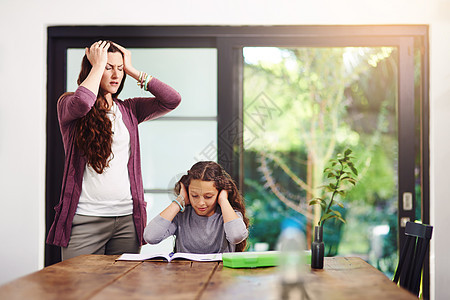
[46, 24, 429, 297]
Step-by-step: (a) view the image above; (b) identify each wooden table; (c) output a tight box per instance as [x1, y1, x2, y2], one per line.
[0, 255, 417, 299]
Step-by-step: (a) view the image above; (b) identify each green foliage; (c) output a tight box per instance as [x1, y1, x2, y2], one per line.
[346, 143, 396, 205]
[309, 148, 358, 226]
[244, 177, 306, 250]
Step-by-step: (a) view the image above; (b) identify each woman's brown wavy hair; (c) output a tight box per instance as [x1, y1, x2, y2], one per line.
[75, 41, 126, 174]
[174, 161, 249, 252]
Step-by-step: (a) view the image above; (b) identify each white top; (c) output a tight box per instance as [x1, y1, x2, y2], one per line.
[76, 102, 133, 216]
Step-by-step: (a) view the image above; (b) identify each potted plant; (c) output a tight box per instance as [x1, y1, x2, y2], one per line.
[309, 148, 358, 269]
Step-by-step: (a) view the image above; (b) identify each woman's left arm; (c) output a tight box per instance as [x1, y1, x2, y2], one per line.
[113, 42, 181, 123]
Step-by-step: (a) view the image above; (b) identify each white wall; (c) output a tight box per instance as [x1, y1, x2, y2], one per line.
[0, 0, 449, 298]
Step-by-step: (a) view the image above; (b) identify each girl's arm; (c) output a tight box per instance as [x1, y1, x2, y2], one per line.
[160, 182, 189, 222]
[218, 190, 240, 223]
[144, 183, 188, 244]
[143, 215, 177, 244]
[219, 190, 249, 245]
[159, 195, 185, 221]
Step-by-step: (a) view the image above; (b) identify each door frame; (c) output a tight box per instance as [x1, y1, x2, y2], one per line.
[47, 24, 429, 297]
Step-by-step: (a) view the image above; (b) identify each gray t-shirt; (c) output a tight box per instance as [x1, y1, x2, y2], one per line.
[144, 206, 248, 253]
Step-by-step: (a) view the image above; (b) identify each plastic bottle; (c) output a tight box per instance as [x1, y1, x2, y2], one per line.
[277, 218, 307, 299]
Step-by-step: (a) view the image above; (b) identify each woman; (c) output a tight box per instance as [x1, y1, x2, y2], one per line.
[47, 41, 181, 260]
[144, 161, 249, 253]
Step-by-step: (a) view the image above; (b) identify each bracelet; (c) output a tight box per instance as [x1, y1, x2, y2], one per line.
[137, 72, 147, 88]
[140, 73, 147, 88]
[172, 196, 185, 212]
[143, 75, 152, 91]
[136, 71, 152, 90]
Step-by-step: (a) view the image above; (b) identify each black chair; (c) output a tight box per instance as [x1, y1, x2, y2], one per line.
[393, 221, 433, 296]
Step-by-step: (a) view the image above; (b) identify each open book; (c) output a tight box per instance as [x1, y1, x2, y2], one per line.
[117, 252, 222, 262]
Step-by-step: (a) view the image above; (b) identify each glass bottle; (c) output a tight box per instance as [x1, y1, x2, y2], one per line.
[311, 225, 324, 269]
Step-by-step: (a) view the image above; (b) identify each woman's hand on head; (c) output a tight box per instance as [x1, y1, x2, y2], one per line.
[85, 41, 110, 69]
[111, 42, 138, 77]
[180, 182, 190, 206]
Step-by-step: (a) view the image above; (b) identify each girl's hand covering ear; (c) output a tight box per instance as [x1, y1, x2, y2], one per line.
[180, 182, 190, 205]
[218, 189, 229, 206]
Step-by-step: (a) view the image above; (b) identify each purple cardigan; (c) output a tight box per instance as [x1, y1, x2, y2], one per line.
[47, 78, 181, 247]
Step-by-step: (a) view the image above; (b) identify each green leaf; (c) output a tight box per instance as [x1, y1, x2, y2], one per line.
[344, 149, 352, 156]
[325, 186, 334, 192]
[327, 215, 346, 224]
[309, 198, 326, 206]
[350, 165, 358, 176]
[319, 213, 334, 223]
[335, 201, 345, 208]
[329, 209, 342, 217]
[324, 167, 333, 173]
[341, 177, 357, 185]
[348, 178, 357, 185]
[337, 216, 346, 223]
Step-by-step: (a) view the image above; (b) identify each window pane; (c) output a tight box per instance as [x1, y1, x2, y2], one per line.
[66, 49, 84, 91]
[140, 120, 217, 189]
[124, 49, 217, 118]
[67, 48, 218, 118]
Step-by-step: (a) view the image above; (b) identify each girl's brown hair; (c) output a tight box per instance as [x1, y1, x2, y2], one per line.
[75, 42, 126, 174]
[175, 161, 249, 252]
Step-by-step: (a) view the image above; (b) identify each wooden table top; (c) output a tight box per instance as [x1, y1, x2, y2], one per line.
[0, 255, 416, 299]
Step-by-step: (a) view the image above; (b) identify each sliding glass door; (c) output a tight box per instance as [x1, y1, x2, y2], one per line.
[242, 46, 399, 275]
[220, 35, 425, 286]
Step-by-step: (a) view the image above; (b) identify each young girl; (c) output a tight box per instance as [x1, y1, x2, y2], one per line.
[144, 161, 249, 253]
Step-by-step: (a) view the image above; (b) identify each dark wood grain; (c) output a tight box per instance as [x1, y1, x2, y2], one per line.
[0, 255, 140, 300]
[201, 257, 417, 300]
[0, 255, 418, 299]
[201, 263, 280, 299]
[91, 261, 218, 300]
[305, 257, 417, 300]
